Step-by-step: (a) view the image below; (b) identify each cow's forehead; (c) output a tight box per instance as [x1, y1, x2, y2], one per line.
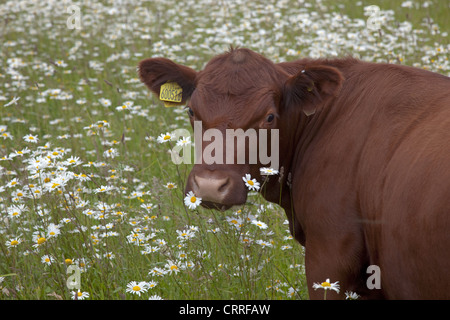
[194, 48, 283, 96]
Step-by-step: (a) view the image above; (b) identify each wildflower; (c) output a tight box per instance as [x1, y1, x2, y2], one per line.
[259, 167, 279, 175]
[256, 239, 273, 248]
[312, 278, 340, 294]
[6, 178, 19, 188]
[251, 219, 268, 229]
[176, 229, 196, 241]
[3, 96, 20, 107]
[156, 132, 173, 143]
[155, 238, 166, 246]
[72, 290, 90, 300]
[242, 174, 260, 191]
[23, 134, 38, 143]
[10, 147, 31, 158]
[34, 236, 47, 248]
[115, 101, 134, 111]
[126, 281, 148, 296]
[141, 245, 160, 255]
[165, 182, 177, 189]
[55, 60, 68, 67]
[345, 291, 361, 300]
[11, 189, 27, 202]
[65, 258, 74, 265]
[148, 267, 167, 277]
[184, 191, 202, 209]
[103, 148, 119, 158]
[146, 280, 158, 289]
[47, 223, 61, 238]
[165, 260, 181, 274]
[99, 98, 111, 107]
[94, 185, 114, 193]
[1, 132, 13, 140]
[226, 216, 243, 229]
[41, 254, 55, 265]
[287, 287, 297, 298]
[65, 156, 82, 166]
[148, 295, 163, 300]
[176, 136, 191, 146]
[5, 237, 22, 248]
[7, 206, 22, 218]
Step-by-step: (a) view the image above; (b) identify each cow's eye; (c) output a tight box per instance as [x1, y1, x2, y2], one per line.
[187, 107, 194, 117]
[266, 114, 275, 123]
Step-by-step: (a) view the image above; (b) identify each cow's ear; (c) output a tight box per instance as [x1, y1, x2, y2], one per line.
[138, 58, 197, 105]
[283, 65, 343, 116]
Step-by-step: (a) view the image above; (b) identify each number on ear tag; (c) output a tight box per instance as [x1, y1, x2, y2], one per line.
[159, 82, 182, 107]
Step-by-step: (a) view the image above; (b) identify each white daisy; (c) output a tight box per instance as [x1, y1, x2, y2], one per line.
[176, 136, 191, 146]
[259, 167, 279, 175]
[242, 174, 260, 191]
[184, 191, 202, 209]
[251, 219, 268, 229]
[312, 278, 340, 294]
[23, 134, 38, 143]
[157, 132, 173, 143]
[126, 281, 148, 296]
[71, 290, 90, 300]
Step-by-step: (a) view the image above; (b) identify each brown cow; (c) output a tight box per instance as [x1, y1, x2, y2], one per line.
[139, 47, 450, 299]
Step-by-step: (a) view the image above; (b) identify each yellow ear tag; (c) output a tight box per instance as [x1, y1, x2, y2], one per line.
[159, 82, 182, 107]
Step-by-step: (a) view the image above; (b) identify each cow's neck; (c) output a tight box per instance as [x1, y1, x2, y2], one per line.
[260, 95, 336, 210]
[259, 110, 311, 210]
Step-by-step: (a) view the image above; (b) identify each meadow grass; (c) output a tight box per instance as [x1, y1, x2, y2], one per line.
[0, 0, 448, 300]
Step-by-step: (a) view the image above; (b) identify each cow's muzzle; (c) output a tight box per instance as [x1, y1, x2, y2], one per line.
[185, 169, 247, 210]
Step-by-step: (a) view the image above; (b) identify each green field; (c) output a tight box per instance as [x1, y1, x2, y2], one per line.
[0, 0, 448, 300]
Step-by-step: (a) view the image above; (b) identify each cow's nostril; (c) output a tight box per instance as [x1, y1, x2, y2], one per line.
[218, 177, 230, 193]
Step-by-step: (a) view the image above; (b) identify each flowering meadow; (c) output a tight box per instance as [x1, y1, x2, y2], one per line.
[0, 0, 448, 300]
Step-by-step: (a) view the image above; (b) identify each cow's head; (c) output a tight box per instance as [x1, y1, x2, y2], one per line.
[139, 48, 343, 210]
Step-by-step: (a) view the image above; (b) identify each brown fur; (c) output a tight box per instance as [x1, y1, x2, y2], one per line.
[139, 47, 450, 299]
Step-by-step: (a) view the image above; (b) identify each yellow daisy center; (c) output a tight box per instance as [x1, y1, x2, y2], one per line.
[190, 196, 197, 203]
[10, 240, 19, 246]
[247, 180, 254, 186]
[163, 135, 171, 140]
[321, 281, 331, 287]
[37, 237, 46, 244]
[132, 285, 141, 291]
